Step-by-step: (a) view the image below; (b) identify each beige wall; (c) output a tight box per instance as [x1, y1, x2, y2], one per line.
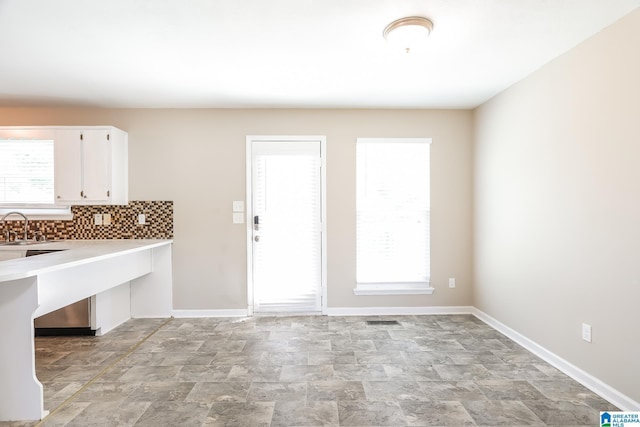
[0, 108, 473, 310]
[474, 9, 640, 403]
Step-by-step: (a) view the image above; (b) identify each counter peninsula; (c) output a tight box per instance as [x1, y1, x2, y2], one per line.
[0, 239, 173, 421]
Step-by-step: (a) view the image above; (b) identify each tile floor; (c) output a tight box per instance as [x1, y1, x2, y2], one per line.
[1, 315, 618, 426]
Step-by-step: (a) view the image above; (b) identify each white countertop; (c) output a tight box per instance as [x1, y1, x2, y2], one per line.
[0, 239, 172, 282]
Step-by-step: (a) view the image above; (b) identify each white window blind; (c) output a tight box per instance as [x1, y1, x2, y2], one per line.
[356, 138, 432, 294]
[0, 139, 54, 205]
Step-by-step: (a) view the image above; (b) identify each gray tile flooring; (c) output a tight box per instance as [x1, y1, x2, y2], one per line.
[1, 315, 618, 426]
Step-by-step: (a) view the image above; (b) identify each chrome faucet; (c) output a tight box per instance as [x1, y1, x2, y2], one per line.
[1, 211, 29, 241]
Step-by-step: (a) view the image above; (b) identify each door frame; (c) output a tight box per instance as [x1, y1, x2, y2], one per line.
[245, 135, 327, 316]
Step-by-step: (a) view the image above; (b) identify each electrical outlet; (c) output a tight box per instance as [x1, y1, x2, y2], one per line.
[582, 323, 592, 343]
[138, 213, 146, 225]
[102, 213, 112, 226]
[94, 214, 103, 225]
[448, 278, 456, 288]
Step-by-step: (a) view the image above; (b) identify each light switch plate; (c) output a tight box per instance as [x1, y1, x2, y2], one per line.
[138, 213, 146, 225]
[582, 323, 592, 343]
[94, 214, 103, 225]
[233, 201, 244, 212]
[102, 213, 112, 226]
[233, 212, 244, 224]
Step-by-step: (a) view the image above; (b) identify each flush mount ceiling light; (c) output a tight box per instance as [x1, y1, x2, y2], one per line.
[383, 16, 433, 53]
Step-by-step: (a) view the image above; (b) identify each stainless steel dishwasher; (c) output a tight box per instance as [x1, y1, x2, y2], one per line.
[29, 249, 95, 336]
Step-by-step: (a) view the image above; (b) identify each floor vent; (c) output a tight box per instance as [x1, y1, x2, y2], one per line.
[366, 320, 400, 326]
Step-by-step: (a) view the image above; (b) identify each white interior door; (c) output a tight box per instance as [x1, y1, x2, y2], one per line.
[247, 136, 325, 313]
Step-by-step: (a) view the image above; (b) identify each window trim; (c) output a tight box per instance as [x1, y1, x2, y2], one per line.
[0, 206, 73, 221]
[354, 137, 433, 296]
[354, 283, 435, 296]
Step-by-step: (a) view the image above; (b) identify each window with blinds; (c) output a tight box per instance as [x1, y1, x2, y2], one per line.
[0, 139, 54, 205]
[355, 138, 434, 295]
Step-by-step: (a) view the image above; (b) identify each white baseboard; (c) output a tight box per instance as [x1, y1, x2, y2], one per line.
[471, 307, 640, 411]
[325, 306, 474, 316]
[174, 306, 474, 318]
[172, 309, 248, 318]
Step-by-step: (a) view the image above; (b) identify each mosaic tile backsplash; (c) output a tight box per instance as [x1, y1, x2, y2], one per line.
[2, 201, 173, 241]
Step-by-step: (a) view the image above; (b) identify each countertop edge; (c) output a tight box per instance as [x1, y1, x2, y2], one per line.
[0, 240, 173, 282]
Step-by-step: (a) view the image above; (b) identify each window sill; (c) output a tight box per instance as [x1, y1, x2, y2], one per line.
[0, 207, 73, 221]
[354, 283, 434, 296]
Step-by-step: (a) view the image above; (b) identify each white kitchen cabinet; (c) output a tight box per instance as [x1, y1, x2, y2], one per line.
[54, 127, 128, 205]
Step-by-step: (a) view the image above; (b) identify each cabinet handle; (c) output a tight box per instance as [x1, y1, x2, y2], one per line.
[80, 190, 84, 198]
[107, 190, 110, 197]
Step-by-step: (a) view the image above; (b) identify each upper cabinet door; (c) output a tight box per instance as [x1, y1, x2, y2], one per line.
[54, 129, 83, 202]
[81, 129, 111, 202]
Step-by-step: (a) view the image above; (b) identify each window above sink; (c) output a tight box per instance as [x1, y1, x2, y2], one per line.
[0, 133, 72, 219]
[0, 138, 54, 205]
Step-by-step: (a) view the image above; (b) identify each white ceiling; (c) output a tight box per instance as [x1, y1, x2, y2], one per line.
[0, 0, 637, 109]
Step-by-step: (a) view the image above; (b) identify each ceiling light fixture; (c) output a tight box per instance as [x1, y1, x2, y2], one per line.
[383, 16, 433, 53]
